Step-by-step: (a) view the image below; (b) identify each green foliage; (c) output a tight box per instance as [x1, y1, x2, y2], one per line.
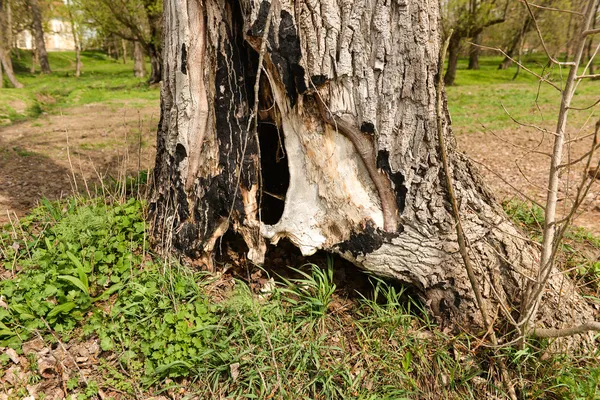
[503, 199, 545, 232]
[0, 197, 145, 345]
[279, 258, 336, 320]
[1, 197, 599, 398]
[86, 262, 221, 379]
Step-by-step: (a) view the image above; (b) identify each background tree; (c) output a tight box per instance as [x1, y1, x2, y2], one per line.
[25, 0, 50, 73]
[0, 0, 23, 87]
[442, 0, 508, 84]
[133, 41, 146, 78]
[150, 0, 597, 337]
[78, 0, 162, 83]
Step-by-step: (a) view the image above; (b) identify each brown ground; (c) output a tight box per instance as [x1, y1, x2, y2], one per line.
[0, 102, 159, 226]
[456, 124, 600, 235]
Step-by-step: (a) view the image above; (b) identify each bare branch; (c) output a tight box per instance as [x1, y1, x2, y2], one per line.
[516, 0, 584, 15]
[583, 28, 600, 37]
[470, 43, 562, 91]
[532, 322, 600, 338]
[576, 74, 600, 80]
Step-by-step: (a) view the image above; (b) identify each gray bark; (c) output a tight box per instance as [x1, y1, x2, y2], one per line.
[27, 0, 50, 73]
[133, 41, 146, 78]
[151, 0, 597, 340]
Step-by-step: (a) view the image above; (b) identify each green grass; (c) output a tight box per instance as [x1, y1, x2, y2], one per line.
[0, 196, 599, 398]
[446, 54, 600, 134]
[0, 50, 159, 124]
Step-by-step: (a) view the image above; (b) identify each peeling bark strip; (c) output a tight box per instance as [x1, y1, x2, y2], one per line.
[151, 0, 598, 339]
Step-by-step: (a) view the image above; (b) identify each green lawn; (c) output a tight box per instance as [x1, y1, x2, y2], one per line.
[446, 55, 600, 134]
[0, 50, 159, 124]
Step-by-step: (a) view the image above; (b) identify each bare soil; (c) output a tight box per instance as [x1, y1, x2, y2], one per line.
[456, 124, 600, 235]
[0, 102, 159, 226]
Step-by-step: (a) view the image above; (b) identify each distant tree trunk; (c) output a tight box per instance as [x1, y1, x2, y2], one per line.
[151, 0, 597, 338]
[144, 8, 162, 84]
[468, 33, 481, 70]
[30, 44, 36, 74]
[133, 41, 146, 78]
[499, 17, 533, 70]
[586, 1, 599, 75]
[66, 0, 81, 77]
[122, 39, 127, 64]
[0, 0, 23, 88]
[444, 32, 462, 85]
[27, 0, 50, 73]
[6, 0, 12, 53]
[146, 42, 161, 84]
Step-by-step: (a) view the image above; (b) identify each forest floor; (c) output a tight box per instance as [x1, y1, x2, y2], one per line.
[0, 52, 599, 399]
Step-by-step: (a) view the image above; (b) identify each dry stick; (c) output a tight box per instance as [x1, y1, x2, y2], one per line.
[63, 121, 79, 194]
[517, 0, 584, 15]
[518, 0, 599, 340]
[436, 30, 517, 400]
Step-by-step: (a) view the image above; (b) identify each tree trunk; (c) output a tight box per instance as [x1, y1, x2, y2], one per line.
[444, 32, 462, 86]
[144, 8, 162, 84]
[6, 0, 12, 54]
[66, 0, 82, 77]
[468, 33, 481, 70]
[27, 0, 50, 74]
[499, 16, 533, 70]
[133, 41, 146, 78]
[151, 0, 597, 338]
[122, 39, 127, 64]
[0, 0, 22, 88]
[30, 47, 36, 74]
[146, 42, 161, 84]
[586, 1, 599, 75]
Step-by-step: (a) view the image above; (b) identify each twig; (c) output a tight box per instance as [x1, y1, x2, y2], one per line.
[516, 0, 584, 15]
[437, 29, 517, 400]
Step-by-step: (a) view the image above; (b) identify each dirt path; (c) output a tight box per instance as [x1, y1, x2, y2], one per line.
[456, 124, 600, 235]
[0, 102, 159, 225]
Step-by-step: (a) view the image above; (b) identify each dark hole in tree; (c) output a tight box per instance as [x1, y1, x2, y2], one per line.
[258, 122, 289, 225]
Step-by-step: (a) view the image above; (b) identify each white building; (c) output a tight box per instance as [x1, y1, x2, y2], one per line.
[17, 18, 75, 51]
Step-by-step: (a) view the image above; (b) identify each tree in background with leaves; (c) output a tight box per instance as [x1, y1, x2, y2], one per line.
[441, 0, 508, 84]
[77, 0, 162, 83]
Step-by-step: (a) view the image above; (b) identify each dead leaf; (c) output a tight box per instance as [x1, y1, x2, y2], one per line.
[230, 362, 240, 382]
[6, 348, 19, 364]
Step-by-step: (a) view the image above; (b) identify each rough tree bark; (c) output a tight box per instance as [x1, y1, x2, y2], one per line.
[27, 0, 50, 74]
[133, 41, 146, 78]
[151, 0, 597, 336]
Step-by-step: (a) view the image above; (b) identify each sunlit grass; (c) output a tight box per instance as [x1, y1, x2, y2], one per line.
[446, 54, 600, 134]
[0, 50, 159, 124]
